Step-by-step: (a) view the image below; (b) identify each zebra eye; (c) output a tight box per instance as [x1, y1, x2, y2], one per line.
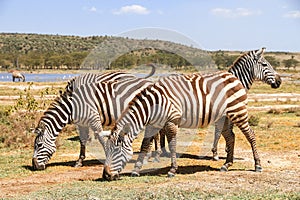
[36, 143, 43, 149]
[262, 63, 268, 66]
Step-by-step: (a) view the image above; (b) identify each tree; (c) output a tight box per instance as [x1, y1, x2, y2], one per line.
[282, 56, 299, 70]
[212, 51, 238, 70]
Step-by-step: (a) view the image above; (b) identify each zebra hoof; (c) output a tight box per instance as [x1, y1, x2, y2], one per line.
[167, 171, 176, 178]
[143, 159, 149, 165]
[131, 171, 140, 177]
[212, 155, 219, 161]
[255, 165, 262, 172]
[153, 157, 160, 163]
[74, 162, 83, 168]
[220, 165, 228, 172]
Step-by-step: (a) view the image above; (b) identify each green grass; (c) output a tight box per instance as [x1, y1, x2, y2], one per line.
[12, 177, 300, 200]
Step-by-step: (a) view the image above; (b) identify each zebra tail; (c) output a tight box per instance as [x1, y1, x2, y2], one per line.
[144, 63, 156, 79]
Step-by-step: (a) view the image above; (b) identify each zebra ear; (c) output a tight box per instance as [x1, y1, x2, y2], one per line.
[255, 47, 266, 59]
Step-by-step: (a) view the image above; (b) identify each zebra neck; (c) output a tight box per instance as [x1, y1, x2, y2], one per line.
[41, 116, 65, 138]
[42, 99, 72, 137]
[228, 64, 253, 91]
[118, 108, 149, 143]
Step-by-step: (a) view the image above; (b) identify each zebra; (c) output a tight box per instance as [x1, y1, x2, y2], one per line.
[32, 67, 155, 170]
[10, 70, 25, 82]
[103, 71, 262, 181]
[147, 47, 282, 162]
[211, 47, 281, 161]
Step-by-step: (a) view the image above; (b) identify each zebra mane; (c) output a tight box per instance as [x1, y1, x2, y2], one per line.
[48, 91, 69, 110]
[65, 77, 76, 95]
[231, 51, 251, 66]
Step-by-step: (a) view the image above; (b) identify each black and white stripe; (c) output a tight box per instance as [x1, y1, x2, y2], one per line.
[211, 47, 281, 160]
[148, 47, 281, 162]
[32, 70, 154, 170]
[103, 71, 262, 181]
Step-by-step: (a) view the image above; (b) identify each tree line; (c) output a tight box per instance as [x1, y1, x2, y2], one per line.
[0, 33, 298, 71]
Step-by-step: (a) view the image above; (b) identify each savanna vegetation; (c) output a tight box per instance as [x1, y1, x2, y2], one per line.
[0, 33, 299, 199]
[1, 33, 299, 72]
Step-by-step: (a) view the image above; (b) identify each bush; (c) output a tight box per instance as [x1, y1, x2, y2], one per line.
[0, 110, 41, 148]
[248, 115, 260, 126]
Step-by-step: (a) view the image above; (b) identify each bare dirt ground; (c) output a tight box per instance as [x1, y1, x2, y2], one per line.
[0, 146, 299, 198]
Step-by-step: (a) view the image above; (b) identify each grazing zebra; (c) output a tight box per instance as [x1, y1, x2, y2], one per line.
[148, 47, 282, 162]
[32, 68, 154, 170]
[103, 71, 262, 181]
[10, 70, 25, 82]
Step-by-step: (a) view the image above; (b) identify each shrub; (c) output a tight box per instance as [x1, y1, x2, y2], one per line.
[248, 115, 260, 126]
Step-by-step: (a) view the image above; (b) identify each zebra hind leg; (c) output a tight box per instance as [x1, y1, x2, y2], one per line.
[153, 132, 162, 163]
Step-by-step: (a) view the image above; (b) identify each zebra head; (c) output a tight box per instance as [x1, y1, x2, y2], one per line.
[103, 124, 133, 181]
[253, 47, 282, 88]
[32, 121, 56, 170]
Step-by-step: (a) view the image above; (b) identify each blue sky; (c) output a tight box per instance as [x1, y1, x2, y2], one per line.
[0, 0, 300, 51]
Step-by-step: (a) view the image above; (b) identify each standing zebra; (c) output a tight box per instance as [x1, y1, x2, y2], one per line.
[211, 47, 281, 161]
[32, 69, 154, 170]
[103, 71, 261, 181]
[148, 47, 281, 162]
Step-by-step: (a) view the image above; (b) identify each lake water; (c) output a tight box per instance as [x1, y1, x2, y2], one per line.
[0, 72, 156, 82]
[0, 73, 80, 82]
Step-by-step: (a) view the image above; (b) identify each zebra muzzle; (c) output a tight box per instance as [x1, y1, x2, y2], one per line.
[102, 166, 119, 181]
[271, 75, 282, 88]
[32, 158, 46, 171]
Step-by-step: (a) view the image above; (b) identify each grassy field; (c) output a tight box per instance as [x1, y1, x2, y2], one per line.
[0, 70, 299, 199]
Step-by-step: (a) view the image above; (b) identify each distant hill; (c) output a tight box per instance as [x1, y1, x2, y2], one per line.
[0, 33, 299, 71]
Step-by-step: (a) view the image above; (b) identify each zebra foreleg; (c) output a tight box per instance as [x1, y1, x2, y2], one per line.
[132, 137, 154, 177]
[243, 128, 262, 172]
[132, 126, 161, 177]
[212, 116, 232, 161]
[152, 132, 162, 162]
[75, 126, 89, 168]
[159, 128, 168, 156]
[164, 122, 178, 177]
[220, 129, 235, 172]
[227, 111, 262, 172]
[212, 121, 222, 161]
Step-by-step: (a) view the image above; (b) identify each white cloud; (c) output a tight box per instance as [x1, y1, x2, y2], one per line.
[89, 6, 97, 12]
[83, 6, 99, 13]
[284, 10, 300, 18]
[211, 8, 262, 18]
[113, 5, 150, 15]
